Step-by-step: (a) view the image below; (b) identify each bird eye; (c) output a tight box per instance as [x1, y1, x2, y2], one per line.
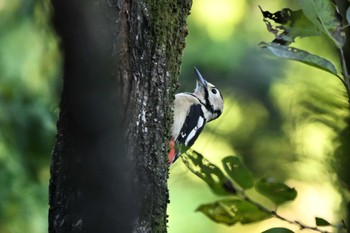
[211, 88, 217, 94]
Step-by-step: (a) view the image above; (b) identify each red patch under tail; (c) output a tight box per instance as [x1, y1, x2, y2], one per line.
[168, 138, 176, 165]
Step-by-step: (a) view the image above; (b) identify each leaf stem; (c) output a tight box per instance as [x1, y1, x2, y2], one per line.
[339, 48, 350, 102]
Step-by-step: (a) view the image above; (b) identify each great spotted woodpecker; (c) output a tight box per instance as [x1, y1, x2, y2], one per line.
[168, 67, 224, 164]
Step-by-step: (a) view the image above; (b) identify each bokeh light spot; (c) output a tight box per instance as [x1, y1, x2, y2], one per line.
[191, 0, 245, 41]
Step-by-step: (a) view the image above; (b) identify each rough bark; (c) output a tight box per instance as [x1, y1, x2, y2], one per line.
[49, 0, 191, 233]
[120, 1, 192, 232]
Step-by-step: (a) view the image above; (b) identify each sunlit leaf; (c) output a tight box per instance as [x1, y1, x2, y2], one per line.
[197, 199, 271, 226]
[298, 0, 345, 48]
[259, 6, 320, 45]
[262, 227, 294, 233]
[222, 156, 254, 190]
[315, 217, 331, 226]
[260, 42, 339, 76]
[255, 177, 297, 206]
[181, 149, 236, 195]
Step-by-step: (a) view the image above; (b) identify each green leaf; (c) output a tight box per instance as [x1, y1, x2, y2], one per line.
[255, 177, 297, 206]
[262, 227, 294, 233]
[298, 0, 345, 48]
[222, 156, 254, 190]
[197, 199, 271, 226]
[346, 7, 350, 24]
[315, 217, 331, 226]
[181, 149, 236, 195]
[260, 42, 339, 76]
[259, 6, 321, 45]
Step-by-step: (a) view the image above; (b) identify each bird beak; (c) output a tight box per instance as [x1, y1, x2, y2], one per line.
[194, 67, 207, 89]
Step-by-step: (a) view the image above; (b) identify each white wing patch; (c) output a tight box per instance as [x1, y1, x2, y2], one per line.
[185, 116, 205, 146]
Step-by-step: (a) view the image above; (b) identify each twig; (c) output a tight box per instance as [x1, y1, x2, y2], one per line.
[341, 220, 350, 233]
[341, 24, 350, 29]
[236, 189, 332, 233]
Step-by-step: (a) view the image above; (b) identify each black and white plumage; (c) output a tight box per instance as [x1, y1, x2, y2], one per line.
[168, 67, 224, 164]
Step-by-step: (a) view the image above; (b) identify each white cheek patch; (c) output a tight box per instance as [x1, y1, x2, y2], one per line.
[185, 116, 205, 146]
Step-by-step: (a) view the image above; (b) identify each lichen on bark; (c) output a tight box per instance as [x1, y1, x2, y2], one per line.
[49, 0, 192, 232]
[121, 1, 192, 232]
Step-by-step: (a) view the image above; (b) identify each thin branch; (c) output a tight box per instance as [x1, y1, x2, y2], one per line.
[236, 189, 332, 233]
[341, 220, 350, 233]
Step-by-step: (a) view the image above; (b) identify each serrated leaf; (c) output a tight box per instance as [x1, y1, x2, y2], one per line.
[181, 149, 236, 195]
[315, 217, 331, 226]
[197, 199, 271, 226]
[255, 177, 297, 206]
[298, 0, 345, 48]
[262, 227, 294, 233]
[259, 6, 321, 45]
[260, 42, 339, 76]
[222, 156, 254, 190]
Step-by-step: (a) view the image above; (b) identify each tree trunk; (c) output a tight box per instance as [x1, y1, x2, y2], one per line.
[49, 0, 191, 233]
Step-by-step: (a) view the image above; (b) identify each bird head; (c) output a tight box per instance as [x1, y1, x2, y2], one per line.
[193, 67, 224, 121]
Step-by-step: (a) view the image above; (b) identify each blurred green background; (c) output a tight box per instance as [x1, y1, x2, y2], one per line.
[169, 0, 349, 233]
[0, 0, 60, 232]
[0, 0, 349, 232]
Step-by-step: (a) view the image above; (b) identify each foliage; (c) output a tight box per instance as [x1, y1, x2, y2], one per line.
[178, 0, 350, 232]
[259, 42, 338, 76]
[182, 149, 348, 232]
[259, 0, 349, 98]
[262, 228, 294, 233]
[255, 177, 297, 206]
[222, 156, 254, 190]
[196, 199, 271, 226]
[182, 150, 295, 225]
[260, 3, 350, 231]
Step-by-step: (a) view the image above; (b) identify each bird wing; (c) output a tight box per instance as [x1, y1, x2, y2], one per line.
[175, 104, 206, 149]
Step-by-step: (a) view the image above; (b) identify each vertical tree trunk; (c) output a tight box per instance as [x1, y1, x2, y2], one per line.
[121, 1, 192, 231]
[49, 0, 191, 232]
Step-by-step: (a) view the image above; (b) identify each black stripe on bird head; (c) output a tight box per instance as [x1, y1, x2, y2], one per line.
[203, 88, 215, 113]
